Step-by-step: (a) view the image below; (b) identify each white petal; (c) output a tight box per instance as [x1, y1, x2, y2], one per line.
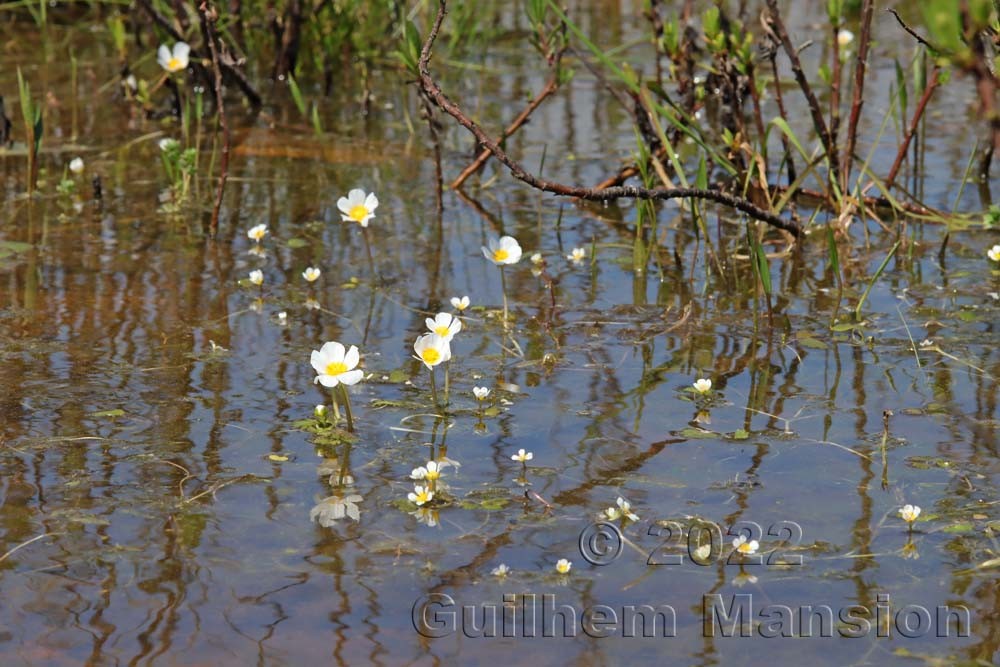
[173, 41, 191, 65]
[157, 44, 171, 68]
[337, 197, 351, 214]
[425, 317, 437, 331]
[310, 349, 326, 374]
[344, 345, 360, 370]
[338, 369, 364, 386]
[321, 341, 346, 362]
[364, 192, 379, 211]
[316, 374, 340, 388]
[348, 189, 366, 205]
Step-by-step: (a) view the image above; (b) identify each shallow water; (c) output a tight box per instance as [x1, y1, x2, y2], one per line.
[2, 3, 1000, 665]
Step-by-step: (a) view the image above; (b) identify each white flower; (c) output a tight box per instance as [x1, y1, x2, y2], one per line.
[988, 245, 1000, 262]
[899, 504, 921, 523]
[408, 484, 434, 506]
[302, 267, 321, 282]
[473, 386, 490, 401]
[247, 224, 268, 243]
[530, 252, 544, 265]
[693, 378, 712, 394]
[158, 137, 179, 152]
[310, 341, 364, 387]
[450, 295, 470, 311]
[248, 270, 263, 286]
[567, 247, 586, 264]
[305, 298, 321, 311]
[276, 311, 287, 325]
[425, 312, 462, 342]
[555, 558, 572, 574]
[69, 157, 84, 174]
[410, 466, 428, 480]
[511, 449, 533, 463]
[732, 535, 759, 555]
[413, 333, 451, 370]
[337, 188, 379, 227]
[310, 494, 363, 525]
[422, 461, 442, 482]
[615, 497, 639, 522]
[837, 29, 855, 47]
[482, 235, 523, 265]
[491, 563, 511, 577]
[604, 507, 621, 521]
[157, 42, 191, 73]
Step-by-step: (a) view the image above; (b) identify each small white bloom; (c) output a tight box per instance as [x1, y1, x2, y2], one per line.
[423, 461, 442, 482]
[450, 295, 470, 311]
[425, 312, 462, 341]
[899, 504, 921, 523]
[247, 224, 268, 243]
[157, 42, 191, 73]
[158, 137, 179, 152]
[276, 311, 287, 325]
[988, 244, 1000, 262]
[693, 378, 713, 394]
[555, 558, 572, 574]
[473, 386, 490, 401]
[69, 157, 84, 174]
[511, 449, 533, 463]
[604, 507, 621, 521]
[616, 497, 639, 521]
[248, 270, 264, 286]
[491, 563, 511, 577]
[337, 188, 379, 227]
[302, 267, 321, 282]
[310, 341, 364, 387]
[530, 253, 544, 265]
[482, 235, 523, 265]
[305, 298, 321, 311]
[413, 333, 451, 370]
[837, 29, 855, 47]
[732, 535, 760, 555]
[410, 466, 428, 480]
[567, 247, 586, 264]
[408, 484, 434, 506]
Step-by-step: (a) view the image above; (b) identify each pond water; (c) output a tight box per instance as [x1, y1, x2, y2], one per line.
[1, 2, 999, 665]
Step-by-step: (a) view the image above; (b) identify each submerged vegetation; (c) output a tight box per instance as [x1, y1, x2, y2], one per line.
[1, 0, 999, 664]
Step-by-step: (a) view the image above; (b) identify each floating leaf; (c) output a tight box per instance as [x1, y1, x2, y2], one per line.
[89, 408, 125, 418]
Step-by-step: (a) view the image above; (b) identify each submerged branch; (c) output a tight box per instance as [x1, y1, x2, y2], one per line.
[417, 0, 801, 237]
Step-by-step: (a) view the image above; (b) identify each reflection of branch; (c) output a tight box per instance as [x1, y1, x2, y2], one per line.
[199, 1, 230, 236]
[418, 0, 802, 237]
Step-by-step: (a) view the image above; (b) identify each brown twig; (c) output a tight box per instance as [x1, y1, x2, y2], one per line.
[764, 0, 839, 186]
[841, 0, 874, 190]
[886, 9, 941, 52]
[418, 0, 801, 237]
[885, 67, 940, 190]
[199, 1, 230, 236]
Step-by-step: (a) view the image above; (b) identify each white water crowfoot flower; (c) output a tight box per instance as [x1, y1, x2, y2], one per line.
[837, 29, 855, 47]
[337, 188, 378, 227]
[511, 449, 533, 463]
[615, 497, 639, 522]
[555, 559, 572, 574]
[491, 564, 511, 578]
[157, 42, 191, 73]
[567, 247, 586, 264]
[988, 244, 1000, 262]
[408, 485, 434, 506]
[69, 157, 84, 174]
[473, 386, 490, 401]
[899, 504, 921, 524]
[530, 253, 544, 265]
[413, 333, 451, 370]
[482, 235, 523, 265]
[410, 461, 442, 483]
[732, 535, 760, 556]
[693, 378, 712, 394]
[426, 312, 462, 341]
[248, 270, 264, 286]
[450, 295, 470, 311]
[158, 137, 180, 153]
[310, 494, 363, 526]
[247, 224, 268, 243]
[302, 267, 321, 282]
[310, 341, 363, 387]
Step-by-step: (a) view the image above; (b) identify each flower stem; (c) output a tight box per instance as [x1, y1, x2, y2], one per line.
[443, 360, 451, 407]
[362, 227, 377, 284]
[339, 384, 355, 432]
[429, 367, 440, 410]
[500, 266, 509, 326]
[330, 389, 341, 423]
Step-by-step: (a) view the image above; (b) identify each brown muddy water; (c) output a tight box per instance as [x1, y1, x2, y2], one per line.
[1, 2, 1000, 666]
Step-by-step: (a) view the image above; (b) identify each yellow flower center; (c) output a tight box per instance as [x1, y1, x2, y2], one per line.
[349, 204, 369, 222]
[737, 543, 753, 553]
[421, 348, 441, 365]
[167, 57, 183, 72]
[325, 361, 348, 376]
[434, 325, 451, 337]
[425, 470, 440, 481]
[493, 248, 509, 262]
